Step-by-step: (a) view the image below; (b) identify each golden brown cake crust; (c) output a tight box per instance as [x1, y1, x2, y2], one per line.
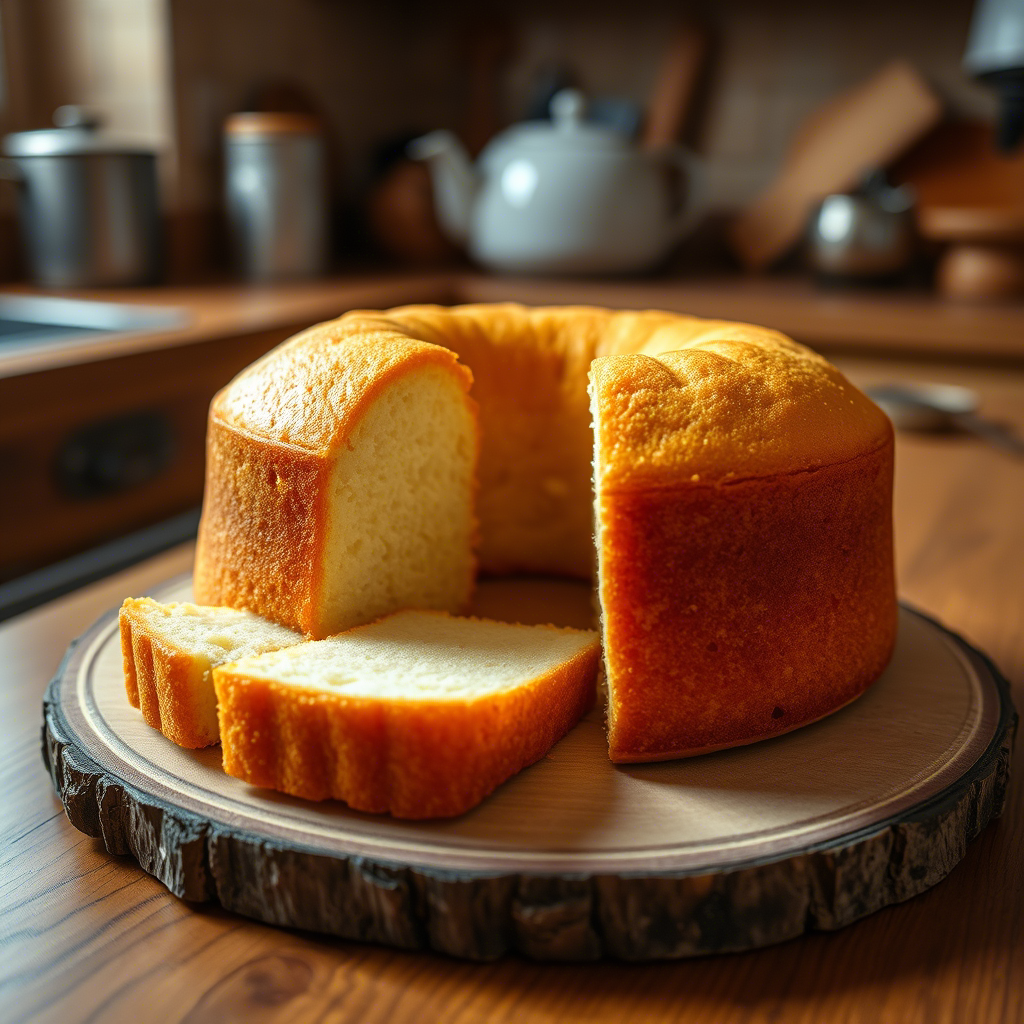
[194, 428, 329, 636]
[590, 344, 891, 488]
[209, 318, 474, 454]
[194, 323, 477, 637]
[597, 444, 897, 762]
[214, 621, 600, 819]
[120, 599, 215, 749]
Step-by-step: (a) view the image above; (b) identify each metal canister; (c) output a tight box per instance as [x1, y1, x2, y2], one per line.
[224, 113, 329, 281]
[0, 107, 162, 288]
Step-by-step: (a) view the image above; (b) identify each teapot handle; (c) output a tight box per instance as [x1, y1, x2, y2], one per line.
[655, 146, 706, 246]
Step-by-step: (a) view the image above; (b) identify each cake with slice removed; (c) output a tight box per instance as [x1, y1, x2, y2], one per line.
[120, 597, 303, 748]
[213, 609, 600, 818]
[194, 305, 895, 763]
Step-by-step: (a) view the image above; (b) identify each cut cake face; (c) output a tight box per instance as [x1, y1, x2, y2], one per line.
[213, 610, 600, 818]
[319, 365, 478, 636]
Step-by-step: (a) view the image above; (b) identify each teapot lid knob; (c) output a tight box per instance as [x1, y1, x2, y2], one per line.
[550, 89, 586, 129]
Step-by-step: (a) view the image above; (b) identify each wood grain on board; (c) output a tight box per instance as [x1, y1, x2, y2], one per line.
[2, 357, 1024, 1022]
[41, 583, 1015, 961]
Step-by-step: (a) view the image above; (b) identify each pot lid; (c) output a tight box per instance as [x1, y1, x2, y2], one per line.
[483, 89, 628, 160]
[2, 107, 157, 157]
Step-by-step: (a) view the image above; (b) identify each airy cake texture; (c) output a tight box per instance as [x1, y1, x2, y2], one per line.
[120, 597, 302, 748]
[194, 328, 478, 638]
[214, 610, 600, 818]
[194, 304, 897, 763]
[362, 305, 612, 577]
[320, 366, 477, 632]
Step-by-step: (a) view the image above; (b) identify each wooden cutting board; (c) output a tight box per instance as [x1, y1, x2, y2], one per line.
[42, 575, 1015, 962]
[729, 60, 941, 270]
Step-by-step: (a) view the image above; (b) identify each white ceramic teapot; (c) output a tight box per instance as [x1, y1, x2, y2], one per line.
[409, 90, 702, 275]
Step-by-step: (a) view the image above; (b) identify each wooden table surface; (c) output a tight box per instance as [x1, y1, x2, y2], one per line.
[2, 356, 1022, 1024]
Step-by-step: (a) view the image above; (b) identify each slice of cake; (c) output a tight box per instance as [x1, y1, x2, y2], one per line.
[193, 326, 480, 639]
[120, 597, 303, 748]
[213, 610, 600, 818]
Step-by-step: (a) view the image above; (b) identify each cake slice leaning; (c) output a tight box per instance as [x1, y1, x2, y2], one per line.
[121, 597, 304, 748]
[213, 610, 600, 818]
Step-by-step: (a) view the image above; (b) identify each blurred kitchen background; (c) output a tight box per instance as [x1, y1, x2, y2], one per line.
[0, 0, 1022, 615]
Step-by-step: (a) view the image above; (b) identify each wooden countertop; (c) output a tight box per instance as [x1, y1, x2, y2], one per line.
[461, 275, 1024, 362]
[2, 356, 1022, 1023]
[0, 271, 456, 379]
[2, 271, 1023, 380]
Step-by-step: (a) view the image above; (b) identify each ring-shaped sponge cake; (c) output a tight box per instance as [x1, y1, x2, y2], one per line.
[194, 304, 897, 762]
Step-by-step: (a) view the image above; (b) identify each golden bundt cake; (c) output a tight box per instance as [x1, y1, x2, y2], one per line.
[214, 610, 600, 818]
[194, 304, 897, 762]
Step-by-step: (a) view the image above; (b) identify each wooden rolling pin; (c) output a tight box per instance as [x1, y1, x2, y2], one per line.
[641, 23, 708, 150]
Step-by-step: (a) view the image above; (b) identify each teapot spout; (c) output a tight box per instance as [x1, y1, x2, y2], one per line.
[407, 131, 479, 246]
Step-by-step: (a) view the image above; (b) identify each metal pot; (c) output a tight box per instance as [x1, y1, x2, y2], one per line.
[0, 107, 162, 288]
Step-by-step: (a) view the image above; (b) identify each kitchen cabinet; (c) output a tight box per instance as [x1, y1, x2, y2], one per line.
[0, 325, 296, 580]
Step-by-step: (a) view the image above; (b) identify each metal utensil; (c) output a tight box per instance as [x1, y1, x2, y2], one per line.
[806, 170, 916, 280]
[866, 382, 1024, 456]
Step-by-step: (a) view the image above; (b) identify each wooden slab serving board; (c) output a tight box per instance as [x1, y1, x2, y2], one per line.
[42, 575, 1015, 962]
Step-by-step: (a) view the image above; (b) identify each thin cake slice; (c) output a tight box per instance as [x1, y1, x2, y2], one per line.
[214, 610, 600, 818]
[120, 597, 303, 748]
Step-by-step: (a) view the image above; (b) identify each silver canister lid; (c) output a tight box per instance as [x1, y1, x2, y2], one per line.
[224, 112, 323, 143]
